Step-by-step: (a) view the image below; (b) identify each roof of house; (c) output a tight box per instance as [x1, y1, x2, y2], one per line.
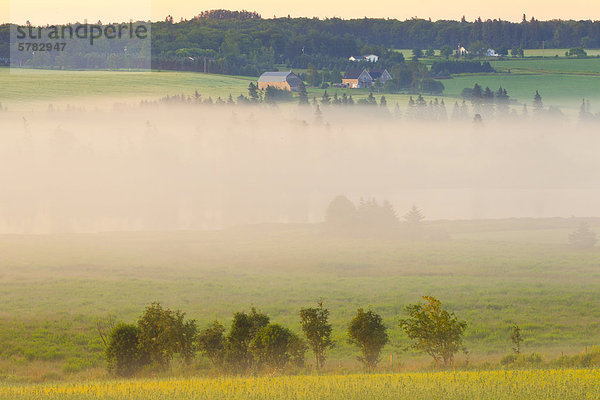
[369, 69, 389, 80]
[343, 69, 366, 79]
[258, 71, 302, 87]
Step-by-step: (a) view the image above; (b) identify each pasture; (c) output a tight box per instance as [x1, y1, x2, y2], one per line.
[3, 53, 600, 113]
[1, 218, 600, 380]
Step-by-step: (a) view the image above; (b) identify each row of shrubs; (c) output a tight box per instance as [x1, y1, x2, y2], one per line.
[105, 296, 467, 377]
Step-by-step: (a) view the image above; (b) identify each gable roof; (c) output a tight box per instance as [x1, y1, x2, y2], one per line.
[258, 71, 292, 82]
[258, 71, 303, 87]
[343, 69, 365, 79]
[369, 69, 386, 79]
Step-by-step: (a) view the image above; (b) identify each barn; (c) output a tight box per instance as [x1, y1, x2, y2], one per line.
[257, 71, 303, 92]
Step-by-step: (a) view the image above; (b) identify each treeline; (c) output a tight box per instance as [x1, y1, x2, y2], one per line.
[149, 13, 600, 74]
[136, 83, 600, 125]
[104, 297, 468, 377]
[3, 12, 600, 72]
[431, 61, 495, 76]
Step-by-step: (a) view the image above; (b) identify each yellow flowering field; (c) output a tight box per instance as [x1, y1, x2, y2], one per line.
[1, 369, 599, 399]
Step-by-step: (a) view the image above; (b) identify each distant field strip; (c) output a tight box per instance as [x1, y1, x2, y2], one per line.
[1, 369, 599, 399]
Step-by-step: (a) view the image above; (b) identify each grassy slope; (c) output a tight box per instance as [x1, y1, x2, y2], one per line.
[0, 69, 255, 102]
[1, 219, 600, 379]
[3, 55, 600, 111]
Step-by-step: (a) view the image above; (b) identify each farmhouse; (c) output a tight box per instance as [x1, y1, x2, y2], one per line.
[348, 54, 379, 62]
[257, 71, 303, 91]
[369, 69, 392, 84]
[342, 68, 392, 88]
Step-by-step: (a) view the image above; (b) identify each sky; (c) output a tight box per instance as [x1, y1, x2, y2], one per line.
[1, 0, 598, 25]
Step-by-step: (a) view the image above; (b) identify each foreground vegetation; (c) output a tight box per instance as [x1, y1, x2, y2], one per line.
[0, 218, 599, 381]
[1, 369, 600, 399]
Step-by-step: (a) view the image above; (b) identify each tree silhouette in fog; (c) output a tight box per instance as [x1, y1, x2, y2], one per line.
[569, 221, 597, 249]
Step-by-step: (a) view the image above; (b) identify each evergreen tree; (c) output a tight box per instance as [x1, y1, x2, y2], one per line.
[367, 92, 377, 105]
[569, 221, 597, 249]
[298, 82, 309, 105]
[321, 90, 331, 105]
[314, 105, 323, 124]
[533, 90, 544, 112]
[248, 82, 259, 102]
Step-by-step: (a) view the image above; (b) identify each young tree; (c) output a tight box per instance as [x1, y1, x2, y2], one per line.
[412, 48, 423, 60]
[425, 47, 435, 57]
[569, 221, 597, 249]
[299, 301, 334, 369]
[510, 324, 522, 354]
[251, 323, 306, 371]
[399, 296, 467, 366]
[306, 63, 320, 87]
[440, 45, 453, 59]
[105, 323, 146, 377]
[347, 308, 388, 371]
[198, 321, 226, 368]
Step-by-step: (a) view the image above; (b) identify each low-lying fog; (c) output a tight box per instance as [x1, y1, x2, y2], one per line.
[0, 102, 599, 233]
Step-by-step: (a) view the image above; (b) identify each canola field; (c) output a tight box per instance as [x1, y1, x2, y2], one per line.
[1, 369, 599, 400]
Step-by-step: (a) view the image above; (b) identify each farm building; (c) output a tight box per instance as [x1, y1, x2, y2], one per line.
[342, 68, 392, 88]
[348, 54, 379, 62]
[257, 71, 303, 91]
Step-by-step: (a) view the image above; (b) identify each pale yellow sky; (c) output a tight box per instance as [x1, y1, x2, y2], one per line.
[1, 0, 598, 25]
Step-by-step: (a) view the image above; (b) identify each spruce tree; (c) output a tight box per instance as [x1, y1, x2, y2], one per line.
[298, 82, 309, 105]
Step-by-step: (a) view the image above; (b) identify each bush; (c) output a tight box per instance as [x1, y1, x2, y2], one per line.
[420, 78, 444, 95]
[251, 324, 306, 371]
[105, 323, 145, 377]
[347, 308, 388, 371]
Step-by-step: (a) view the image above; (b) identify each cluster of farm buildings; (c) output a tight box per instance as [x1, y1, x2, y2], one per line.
[257, 68, 392, 92]
[256, 44, 498, 92]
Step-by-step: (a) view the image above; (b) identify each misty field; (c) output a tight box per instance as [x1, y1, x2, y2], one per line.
[1, 369, 599, 399]
[1, 219, 600, 380]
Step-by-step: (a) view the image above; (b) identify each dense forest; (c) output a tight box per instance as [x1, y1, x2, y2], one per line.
[1, 10, 600, 76]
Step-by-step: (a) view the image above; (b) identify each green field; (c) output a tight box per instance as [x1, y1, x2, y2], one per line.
[3, 52, 600, 113]
[1, 218, 600, 380]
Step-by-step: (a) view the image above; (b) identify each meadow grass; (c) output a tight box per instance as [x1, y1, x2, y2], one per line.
[442, 73, 600, 108]
[1, 219, 600, 379]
